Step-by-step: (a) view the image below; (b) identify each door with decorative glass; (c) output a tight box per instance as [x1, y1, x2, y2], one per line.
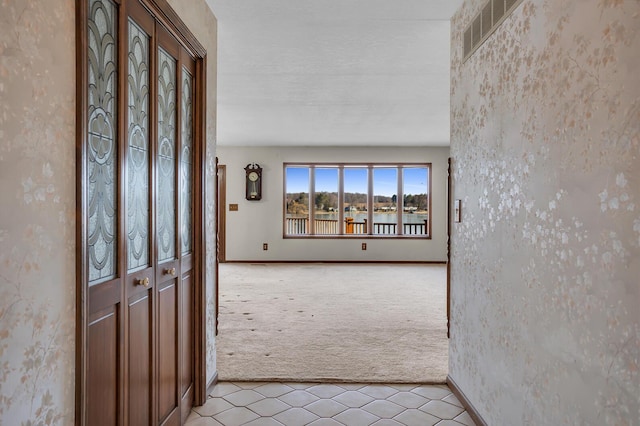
[77, 0, 206, 424]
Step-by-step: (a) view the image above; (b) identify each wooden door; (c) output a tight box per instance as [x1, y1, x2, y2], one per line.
[153, 22, 198, 426]
[77, 0, 206, 424]
[125, 4, 155, 424]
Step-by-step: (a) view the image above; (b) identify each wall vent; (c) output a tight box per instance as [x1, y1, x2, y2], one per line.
[463, 0, 525, 60]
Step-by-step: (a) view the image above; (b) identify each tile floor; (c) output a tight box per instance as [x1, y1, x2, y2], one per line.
[187, 382, 476, 426]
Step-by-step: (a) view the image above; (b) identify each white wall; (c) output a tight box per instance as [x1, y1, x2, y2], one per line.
[217, 146, 449, 262]
[450, 0, 640, 424]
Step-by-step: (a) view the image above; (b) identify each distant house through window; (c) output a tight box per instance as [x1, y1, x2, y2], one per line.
[284, 163, 431, 238]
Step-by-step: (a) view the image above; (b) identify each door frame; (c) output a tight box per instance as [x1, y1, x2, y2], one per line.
[216, 163, 226, 264]
[446, 157, 451, 339]
[215, 162, 226, 336]
[75, 0, 208, 423]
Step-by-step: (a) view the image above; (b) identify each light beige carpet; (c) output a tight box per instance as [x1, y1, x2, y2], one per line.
[216, 263, 448, 383]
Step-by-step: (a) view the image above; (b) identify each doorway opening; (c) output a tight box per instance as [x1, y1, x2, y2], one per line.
[212, 158, 450, 383]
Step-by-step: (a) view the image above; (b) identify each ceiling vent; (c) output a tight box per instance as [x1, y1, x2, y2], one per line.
[463, 0, 525, 61]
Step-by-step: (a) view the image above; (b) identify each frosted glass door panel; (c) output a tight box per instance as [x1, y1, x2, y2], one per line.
[180, 68, 193, 255]
[157, 48, 176, 262]
[127, 20, 150, 271]
[88, 0, 118, 284]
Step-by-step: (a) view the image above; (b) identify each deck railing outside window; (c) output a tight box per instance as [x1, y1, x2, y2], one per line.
[315, 218, 339, 234]
[286, 217, 308, 234]
[285, 217, 429, 236]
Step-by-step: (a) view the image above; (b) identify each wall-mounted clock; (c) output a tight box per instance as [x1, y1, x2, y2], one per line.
[244, 163, 262, 201]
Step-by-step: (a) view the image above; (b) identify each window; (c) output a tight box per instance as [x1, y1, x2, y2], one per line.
[343, 167, 368, 234]
[403, 167, 430, 235]
[284, 167, 310, 234]
[314, 168, 339, 234]
[284, 163, 431, 238]
[373, 168, 398, 235]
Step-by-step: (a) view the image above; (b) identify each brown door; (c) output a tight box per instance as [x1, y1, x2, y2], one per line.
[78, 0, 204, 424]
[125, 4, 155, 424]
[153, 21, 197, 426]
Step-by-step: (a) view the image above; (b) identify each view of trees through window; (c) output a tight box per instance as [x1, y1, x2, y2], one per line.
[284, 164, 430, 237]
[285, 167, 310, 234]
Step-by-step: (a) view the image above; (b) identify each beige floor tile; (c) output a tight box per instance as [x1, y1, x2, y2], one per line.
[209, 382, 242, 397]
[192, 382, 475, 426]
[255, 383, 295, 398]
[338, 383, 366, 391]
[419, 400, 464, 420]
[243, 418, 286, 426]
[443, 394, 463, 408]
[287, 383, 320, 390]
[212, 406, 260, 426]
[388, 384, 419, 391]
[304, 399, 348, 417]
[193, 397, 235, 416]
[332, 390, 375, 408]
[410, 386, 451, 400]
[371, 420, 404, 426]
[184, 416, 224, 426]
[453, 411, 476, 426]
[387, 392, 429, 409]
[308, 419, 343, 426]
[233, 382, 264, 389]
[307, 384, 347, 398]
[223, 389, 265, 406]
[278, 390, 320, 407]
[273, 407, 320, 426]
[359, 385, 399, 399]
[392, 409, 440, 426]
[333, 408, 381, 426]
[361, 400, 405, 419]
[247, 398, 291, 417]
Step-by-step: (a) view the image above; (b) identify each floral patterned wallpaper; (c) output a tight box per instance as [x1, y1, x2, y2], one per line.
[0, 0, 76, 424]
[450, 0, 639, 425]
[0, 0, 217, 423]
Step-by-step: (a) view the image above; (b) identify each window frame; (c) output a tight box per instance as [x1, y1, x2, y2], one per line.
[283, 162, 432, 239]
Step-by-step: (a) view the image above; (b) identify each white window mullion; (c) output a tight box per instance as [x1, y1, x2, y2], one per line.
[309, 166, 315, 235]
[367, 166, 373, 235]
[338, 166, 344, 235]
[397, 166, 404, 235]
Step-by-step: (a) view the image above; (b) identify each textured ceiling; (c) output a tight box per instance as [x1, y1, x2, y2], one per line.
[206, 0, 463, 146]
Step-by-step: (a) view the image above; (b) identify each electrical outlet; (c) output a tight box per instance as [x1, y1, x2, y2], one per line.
[361, 243, 367, 250]
[263, 243, 268, 251]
